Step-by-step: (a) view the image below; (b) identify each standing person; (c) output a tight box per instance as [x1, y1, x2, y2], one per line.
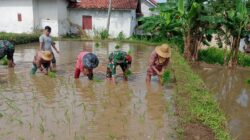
[146, 44, 171, 84]
[106, 45, 132, 82]
[74, 51, 99, 80]
[0, 40, 15, 67]
[30, 51, 53, 75]
[39, 26, 59, 71]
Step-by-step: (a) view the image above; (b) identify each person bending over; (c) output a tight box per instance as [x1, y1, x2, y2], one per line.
[74, 51, 99, 80]
[31, 51, 53, 75]
[0, 40, 15, 67]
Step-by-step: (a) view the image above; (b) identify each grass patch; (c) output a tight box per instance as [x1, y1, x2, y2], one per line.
[172, 48, 232, 140]
[198, 47, 250, 67]
[0, 32, 39, 45]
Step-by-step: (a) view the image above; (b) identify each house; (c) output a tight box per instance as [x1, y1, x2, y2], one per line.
[140, 0, 157, 17]
[0, 0, 157, 37]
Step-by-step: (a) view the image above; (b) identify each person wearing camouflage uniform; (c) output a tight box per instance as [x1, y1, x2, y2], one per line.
[106, 50, 132, 81]
[0, 40, 15, 67]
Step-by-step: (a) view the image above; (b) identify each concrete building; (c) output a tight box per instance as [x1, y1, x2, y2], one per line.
[0, 0, 157, 37]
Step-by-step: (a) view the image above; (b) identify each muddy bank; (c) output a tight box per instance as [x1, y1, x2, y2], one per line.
[171, 49, 231, 140]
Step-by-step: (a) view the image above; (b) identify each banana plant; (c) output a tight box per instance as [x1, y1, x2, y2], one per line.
[199, 0, 250, 67]
[177, 0, 202, 60]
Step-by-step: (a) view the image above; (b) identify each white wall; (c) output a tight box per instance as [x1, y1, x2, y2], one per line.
[33, 0, 59, 36]
[141, 0, 156, 17]
[0, 0, 34, 33]
[57, 0, 69, 35]
[69, 9, 136, 37]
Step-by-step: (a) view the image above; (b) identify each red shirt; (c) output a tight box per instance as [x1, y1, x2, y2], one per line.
[75, 51, 89, 72]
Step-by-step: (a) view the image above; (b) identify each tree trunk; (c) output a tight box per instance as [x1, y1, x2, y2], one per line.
[228, 36, 241, 67]
[184, 31, 192, 61]
[231, 37, 241, 67]
[106, 0, 112, 32]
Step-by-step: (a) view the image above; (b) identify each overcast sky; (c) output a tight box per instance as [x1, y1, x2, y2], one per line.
[157, 0, 166, 3]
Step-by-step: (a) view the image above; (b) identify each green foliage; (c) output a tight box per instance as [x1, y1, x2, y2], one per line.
[95, 42, 100, 48]
[172, 49, 232, 140]
[162, 70, 171, 85]
[0, 56, 8, 65]
[0, 32, 39, 45]
[198, 47, 250, 67]
[100, 29, 109, 40]
[117, 32, 126, 41]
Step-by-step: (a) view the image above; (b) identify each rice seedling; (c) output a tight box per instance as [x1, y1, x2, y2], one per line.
[48, 132, 56, 140]
[17, 136, 25, 140]
[93, 76, 103, 83]
[0, 56, 8, 65]
[162, 70, 171, 85]
[48, 71, 56, 78]
[92, 106, 97, 116]
[64, 109, 71, 130]
[246, 78, 250, 84]
[139, 112, 146, 123]
[15, 117, 24, 125]
[108, 132, 118, 140]
[0, 131, 13, 137]
[28, 122, 32, 130]
[124, 70, 132, 77]
[39, 122, 45, 134]
[74, 133, 86, 140]
[80, 120, 84, 129]
[0, 112, 3, 118]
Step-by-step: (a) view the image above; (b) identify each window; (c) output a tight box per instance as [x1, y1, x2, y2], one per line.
[82, 16, 92, 30]
[17, 13, 22, 22]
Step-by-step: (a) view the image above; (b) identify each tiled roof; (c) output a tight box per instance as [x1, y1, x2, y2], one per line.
[68, 0, 138, 10]
[148, 0, 157, 5]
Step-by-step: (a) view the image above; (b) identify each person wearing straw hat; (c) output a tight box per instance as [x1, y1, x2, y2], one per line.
[74, 51, 99, 80]
[106, 45, 132, 82]
[146, 44, 171, 83]
[0, 40, 15, 67]
[30, 51, 53, 75]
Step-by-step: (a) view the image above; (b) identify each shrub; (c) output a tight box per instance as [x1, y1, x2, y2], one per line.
[0, 32, 39, 45]
[117, 32, 126, 41]
[198, 47, 225, 65]
[100, 29, 109, 40]
[198, 47, 250, 67]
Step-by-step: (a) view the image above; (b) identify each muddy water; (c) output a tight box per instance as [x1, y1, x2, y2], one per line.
[193, 64, 250, 140]
[0, 41, 176, 140]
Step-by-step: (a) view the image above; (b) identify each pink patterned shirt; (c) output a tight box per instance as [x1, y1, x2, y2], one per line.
[147, 50, 170, 76]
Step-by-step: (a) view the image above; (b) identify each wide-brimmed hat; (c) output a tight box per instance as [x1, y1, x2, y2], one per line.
[41, 51, 53, 61]
[83, 53, 99, 69]
[155, 44, 171, 58]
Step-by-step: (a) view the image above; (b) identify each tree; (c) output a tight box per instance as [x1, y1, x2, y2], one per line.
[200, 0, 250, 67]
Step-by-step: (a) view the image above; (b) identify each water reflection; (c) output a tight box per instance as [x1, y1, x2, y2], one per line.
[193, 64, 250, 140]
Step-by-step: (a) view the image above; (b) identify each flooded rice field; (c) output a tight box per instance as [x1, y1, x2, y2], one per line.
[0, 41, 176, 140]
[193, 64, 250, 140]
